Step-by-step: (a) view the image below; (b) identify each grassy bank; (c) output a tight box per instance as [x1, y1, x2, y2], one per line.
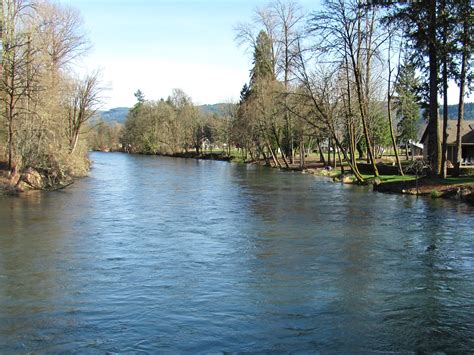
[373, 176, 474, 204]
[301, 164, 474, 205]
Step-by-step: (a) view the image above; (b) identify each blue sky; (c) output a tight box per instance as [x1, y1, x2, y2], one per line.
[64, 0, 317, 109]
[63, 0, 469, 109]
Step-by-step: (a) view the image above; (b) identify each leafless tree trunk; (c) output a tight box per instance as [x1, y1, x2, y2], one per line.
[273, 0, 304, 164]
[386, 32, 404, 175]
[299, 136, 305, 168]
[1, 0, 31, 171]
[64, 71, 103, 154]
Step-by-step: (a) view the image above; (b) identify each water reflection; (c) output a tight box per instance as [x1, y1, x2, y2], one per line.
[0, 152, 473, 352]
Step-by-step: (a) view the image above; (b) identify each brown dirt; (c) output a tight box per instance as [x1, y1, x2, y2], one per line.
[0, 162, 21, 194]
[374, 178, 474, 204]
[375, 178, 472, 193]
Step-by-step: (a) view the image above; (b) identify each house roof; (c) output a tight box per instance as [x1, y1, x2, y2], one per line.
[420, 120, 474, 145]
[408, 140, 424, 149]
[462, 128, 474, 144]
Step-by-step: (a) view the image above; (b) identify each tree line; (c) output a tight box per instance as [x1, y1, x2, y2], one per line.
[122, 0, 471, 182]
[120, 89, 231, 156]
[0, 0, 103, 187]
[232, 0, 472, 180]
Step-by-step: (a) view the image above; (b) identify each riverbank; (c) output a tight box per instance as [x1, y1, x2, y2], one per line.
[0, 162, 83, 195]
[302, 167, 474, 205]
[374, 177, 474, 203]
[151, 151, 474, 205]
[161, 151, 233, 162]
[3, 151, 474, 205]
[1, 151, 231, 195]
[0, 162, 20, 195]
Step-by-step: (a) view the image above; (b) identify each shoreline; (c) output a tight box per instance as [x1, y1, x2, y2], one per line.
[0, 167, 80, 196]
[2, 151, 474, 206]
[303, 166, 474, 205]
[373, 177, 474, 203]
[146, 150, 474, 205]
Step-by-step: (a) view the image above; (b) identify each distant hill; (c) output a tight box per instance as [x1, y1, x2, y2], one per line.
[417, 103, 474, 124]
[97, 104, 232, 123]
[97, 102, 472, 124]
[97, 107, 130, 124]
[442, 102, 474, 120]
[198, 103, 231, 116]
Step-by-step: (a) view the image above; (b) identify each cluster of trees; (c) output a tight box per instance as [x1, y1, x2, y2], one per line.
[387, 0, 472, 177]
[121, 90, 229, 155]
[118, 0, 471, 182]
[232, 0, 472, 180]
[88, 119, 123, 152]
[0, 0, 102, 185]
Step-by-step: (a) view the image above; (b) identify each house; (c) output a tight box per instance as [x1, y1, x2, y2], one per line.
[421, 120, 474, 165]
[408, 140, 424, 157]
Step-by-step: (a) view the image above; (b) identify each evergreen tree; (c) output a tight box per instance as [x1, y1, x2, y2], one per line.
[453, 0, 473, 175]
[246, 30, 287, 168]
[239, 83, 251, 104]
[134, 89, 145, 104]
[250, 31, 275, 88]
[394, 63, 420, 158]
[382, 0, 441, 175]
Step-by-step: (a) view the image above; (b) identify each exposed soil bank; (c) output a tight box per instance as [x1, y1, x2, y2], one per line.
[302, 167, 474, 205]
[0, 162, 78, 195]
[374, 178, 474, 204]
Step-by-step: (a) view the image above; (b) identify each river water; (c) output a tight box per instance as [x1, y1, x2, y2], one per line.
[0, 152, 473, 352]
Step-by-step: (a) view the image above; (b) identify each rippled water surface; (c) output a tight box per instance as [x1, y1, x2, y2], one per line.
[1, 152, 473, 352]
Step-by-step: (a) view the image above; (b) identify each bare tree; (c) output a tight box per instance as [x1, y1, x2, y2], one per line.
[386, 28, 404, 175]
[1, 0, 34, 171]
[309, 0, 384, 177]
[64, 70, 103, 154]
[235, 1, 305, 165]
[272, 0, 304, 164]
[34, 0, 89, 73]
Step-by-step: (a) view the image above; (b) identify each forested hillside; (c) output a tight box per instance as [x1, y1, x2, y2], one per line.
[97, 108, 130, 124]
[443, 103, 474, 120]
[97, 104, 232, 125]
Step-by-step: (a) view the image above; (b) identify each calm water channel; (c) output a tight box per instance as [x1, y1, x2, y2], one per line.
[0, 152, 473, 352]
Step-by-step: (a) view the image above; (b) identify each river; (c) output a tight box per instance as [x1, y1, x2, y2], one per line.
[0, 152, 473, 352]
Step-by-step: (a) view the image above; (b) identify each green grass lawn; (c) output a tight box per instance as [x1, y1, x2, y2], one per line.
[437, 177, 474, 184]
[201, 148, 474, 185]
[359, 174, 474, 184]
